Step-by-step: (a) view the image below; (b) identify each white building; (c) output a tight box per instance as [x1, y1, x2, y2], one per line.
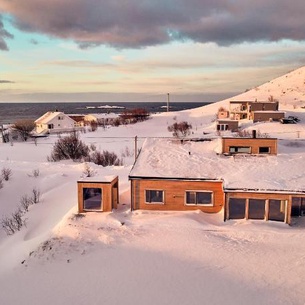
[35, 111, 79, 134]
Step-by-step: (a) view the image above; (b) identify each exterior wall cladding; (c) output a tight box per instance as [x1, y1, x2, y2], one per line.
[130, 178, 224, 213]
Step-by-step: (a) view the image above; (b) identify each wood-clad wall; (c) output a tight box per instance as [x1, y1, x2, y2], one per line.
[78, 176, 119, 213]
[130, 179, 224, 212]
[222, 138, 278, 155]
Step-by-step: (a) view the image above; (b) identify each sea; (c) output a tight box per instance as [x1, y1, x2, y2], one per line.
[0, 102, 212, 125]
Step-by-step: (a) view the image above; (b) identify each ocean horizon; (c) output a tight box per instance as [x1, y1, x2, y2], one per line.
[0, 101, 212, 125]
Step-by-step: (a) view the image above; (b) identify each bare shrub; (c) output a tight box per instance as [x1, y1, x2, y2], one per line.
[20, 195, 33, 212]
[0, 179, 3, 189]
[13, 119, 36, 141]
[1, 209, 26, 235]
[168, 121, 192, 138]
[90, 143, 97, 151]
[236, 130, 269, 138]
[90, 151, 123, 167]
[33, 169, 40, 177]
[113, 118, 121, 127]
[120, 108, 150, 124]
[32, 187, 41, 204]
[2, 167, 12, 181]
[48, 133, 90, 161]
[11, 209, 25, 231]
[121, 146, 133, 158]
[1, 217, 17, 235]
[83, 163, 95, 177]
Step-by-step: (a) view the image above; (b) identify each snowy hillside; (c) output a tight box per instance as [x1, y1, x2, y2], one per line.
[1, 66, 305, 305]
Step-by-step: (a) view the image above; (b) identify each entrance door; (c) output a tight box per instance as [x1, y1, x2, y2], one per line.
[291, 197, 305, 217]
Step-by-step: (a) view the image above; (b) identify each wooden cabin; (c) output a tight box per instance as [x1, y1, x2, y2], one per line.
[77, 176, 119, 213]
[221, 136, 278, 155]
[225, 190, 305, 225]
[129, 177, 224, 212]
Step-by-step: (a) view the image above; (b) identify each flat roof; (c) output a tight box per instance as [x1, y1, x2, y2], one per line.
[77, 175, 118, 183]
[129, 138, 305, 192]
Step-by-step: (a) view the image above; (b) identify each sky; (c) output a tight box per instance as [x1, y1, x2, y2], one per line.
[1, 0, 305, 103]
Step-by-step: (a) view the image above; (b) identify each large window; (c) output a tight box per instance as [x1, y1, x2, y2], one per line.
[145, 190, 164, 204]
[228, 198, 246, 219]
[269, 199, 285, 222]
[291, 197, 305, 217]
[229, 146, 251, 154]
[83, 188, 102, 210]
[186, 191, 213, 206]
[248, 199, 265, 219]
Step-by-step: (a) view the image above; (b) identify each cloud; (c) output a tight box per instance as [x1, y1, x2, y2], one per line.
[1, 1, 305, 49]
[0, 15, 13, 50]
[0, 80, 15, 84]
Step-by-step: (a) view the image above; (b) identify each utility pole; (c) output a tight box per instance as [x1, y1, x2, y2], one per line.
[134, 136, 138, 162]
[167, 93, 170, 112]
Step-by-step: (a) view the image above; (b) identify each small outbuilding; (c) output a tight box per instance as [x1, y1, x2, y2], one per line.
[221, 136, 278, 155]
[216, 119, 239, 132]
[77, 175, 119, 213]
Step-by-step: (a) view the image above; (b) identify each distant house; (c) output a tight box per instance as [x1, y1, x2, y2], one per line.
[77, 176, 119, 213]
[252, 111, 285, 123]
[84, 113, 119, 126]
[217, 108, 230, 119]
[221, 135, 278, 155]
[229, 100, 280, 121]
[35, 111, 79, 134]
[68, 114, 85, 126]
[216, 119, 239, 132]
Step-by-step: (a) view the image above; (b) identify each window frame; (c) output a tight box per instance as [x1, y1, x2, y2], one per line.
[185, 190, 213, 206]
[145, 189, 165, 204]
[229, 146, 251, 154]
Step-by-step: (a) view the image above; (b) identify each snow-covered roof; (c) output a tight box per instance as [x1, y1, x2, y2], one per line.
[35, 111, 70, 124]
[78, 175, 117, 183]
[129, 137, 305, 192]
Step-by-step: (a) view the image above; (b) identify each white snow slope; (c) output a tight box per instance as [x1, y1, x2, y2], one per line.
[1, 66, 305, 305]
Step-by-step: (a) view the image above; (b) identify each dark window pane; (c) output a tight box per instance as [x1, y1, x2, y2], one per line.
[249, 199, 265, 219]
[186, 192, 196, 204]
[83, 188, 102, 210]
[229, 198, 246, 219]
[196, 192, 212, 205]
[146, 190, 163, 203]
[259, 147, 270, 153]
[291, 197, 305, 217]
[269, 199, 285, 222]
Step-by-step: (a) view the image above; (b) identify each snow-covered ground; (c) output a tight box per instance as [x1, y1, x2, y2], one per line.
[1, 67, 305, 304]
